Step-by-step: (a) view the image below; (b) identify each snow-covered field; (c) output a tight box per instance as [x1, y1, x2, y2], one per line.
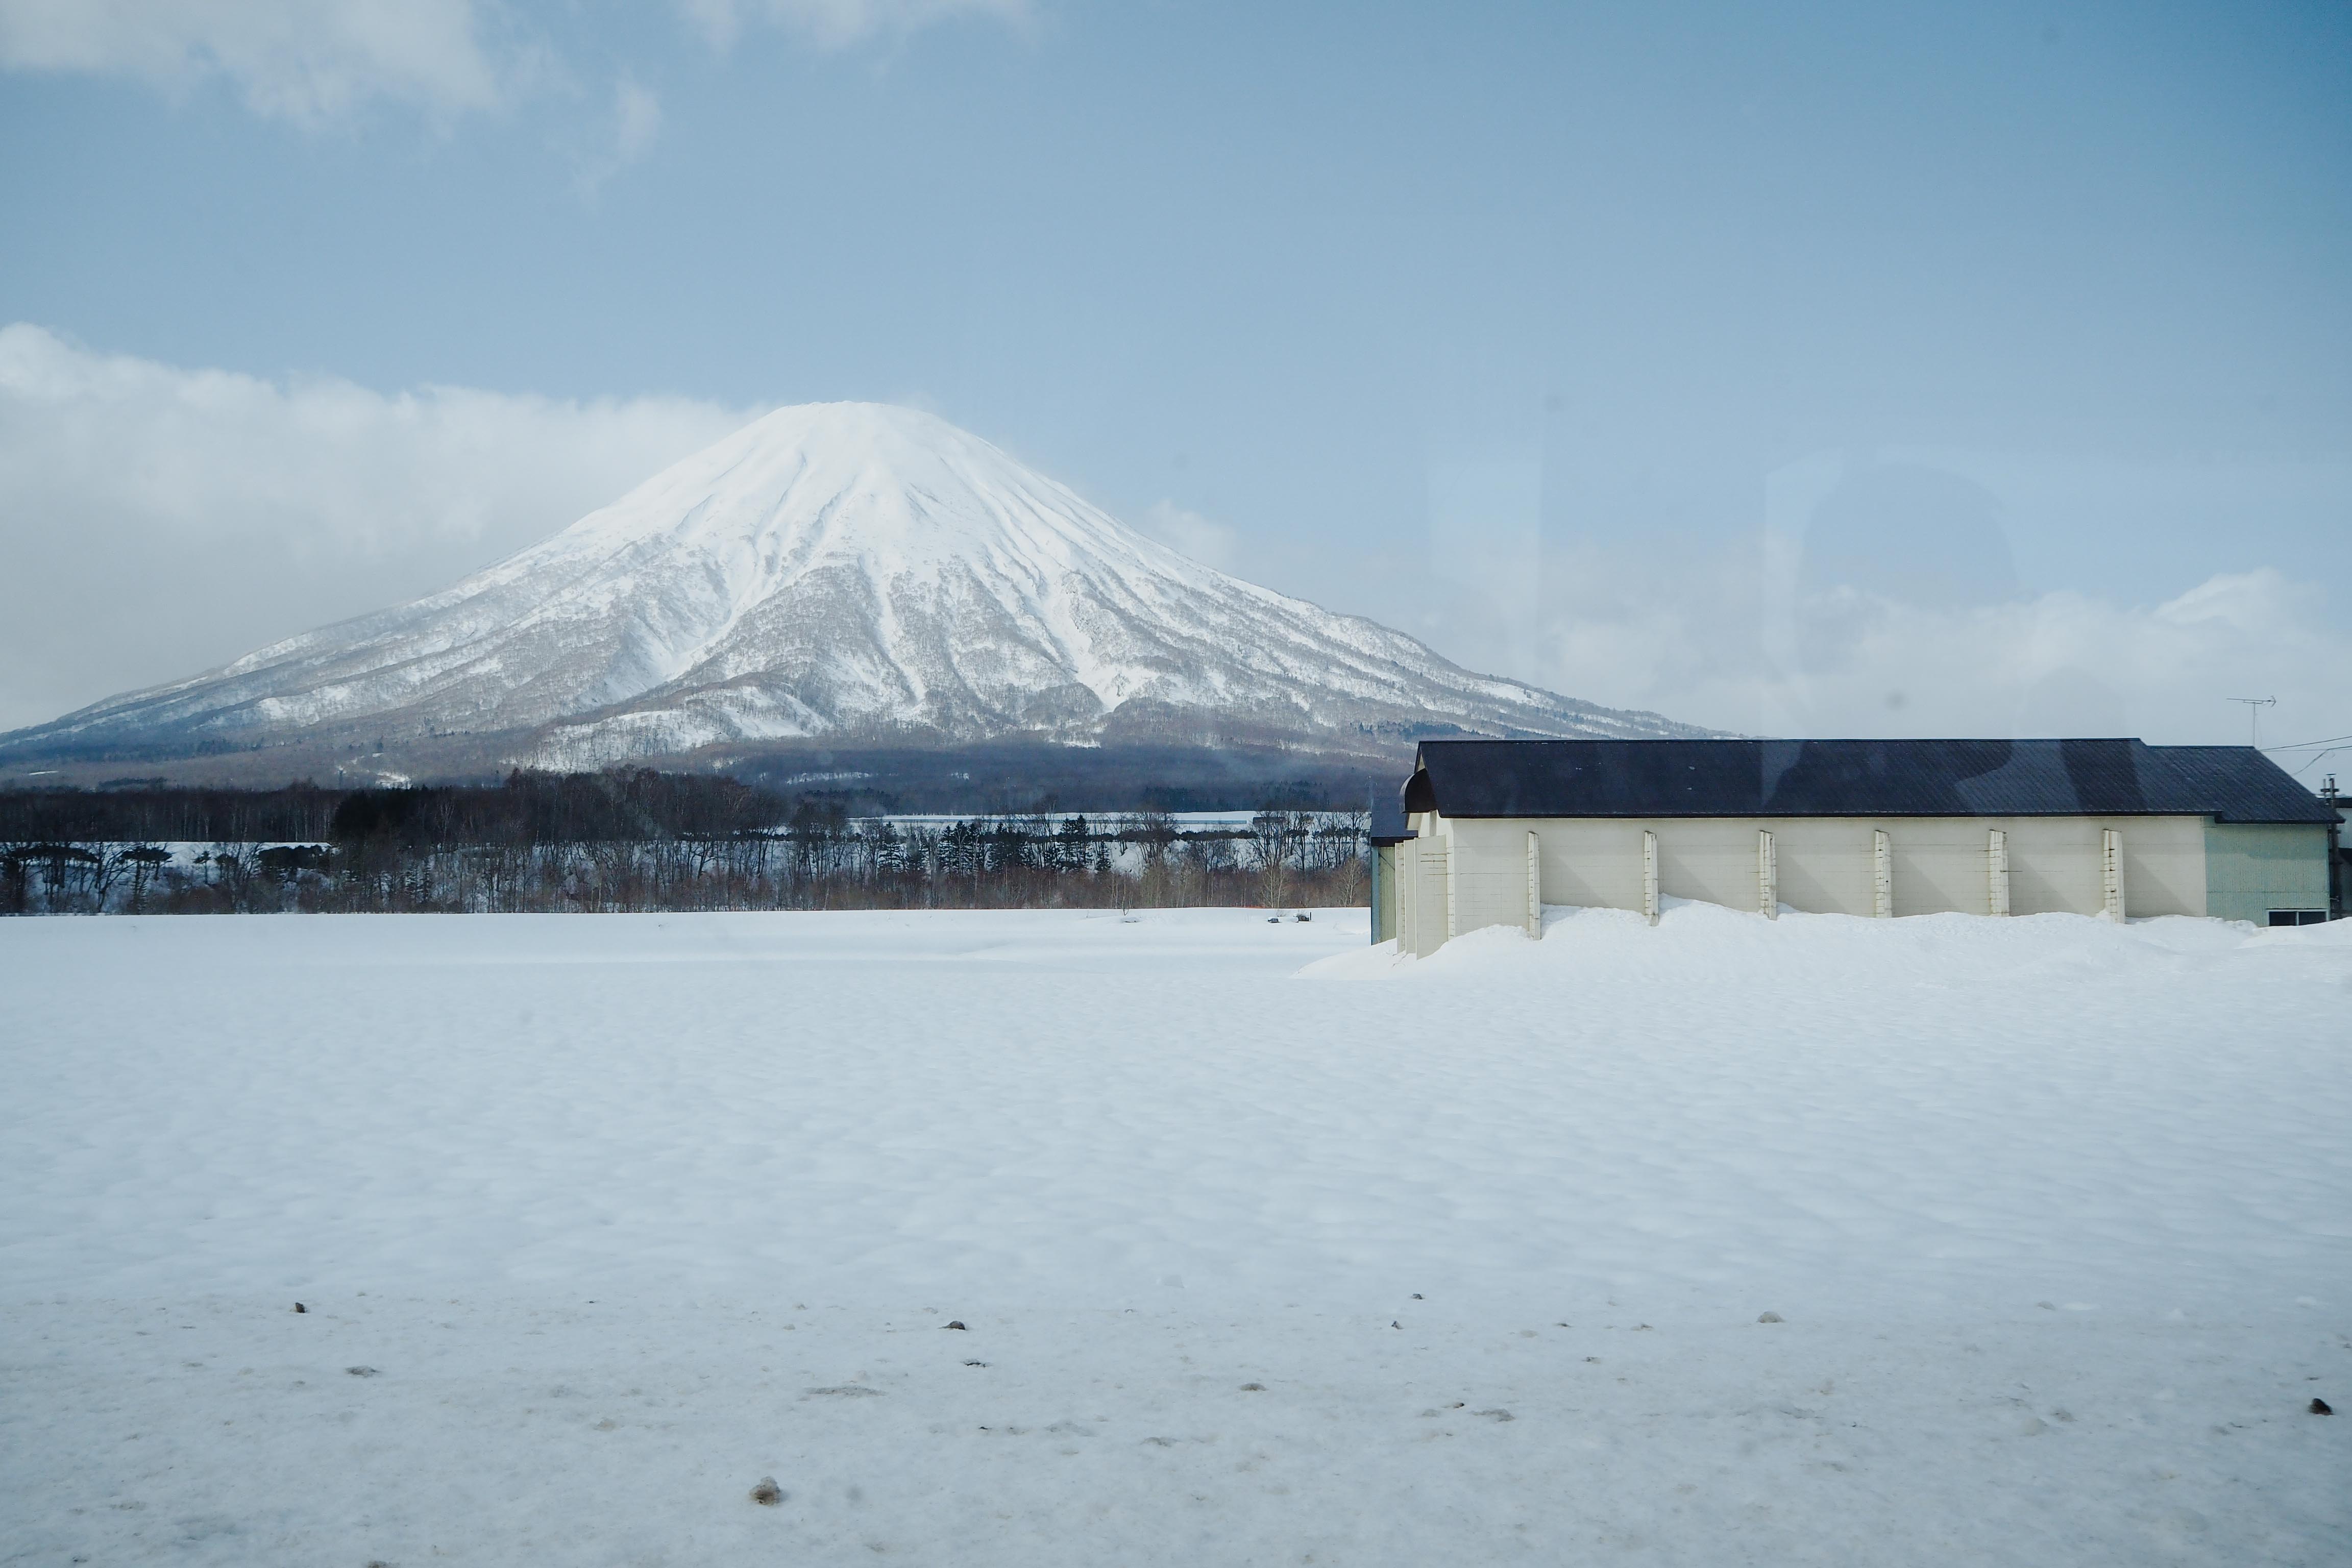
[3, 904, 2346, 1565]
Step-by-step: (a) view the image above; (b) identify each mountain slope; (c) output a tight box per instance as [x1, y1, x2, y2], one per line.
[3, 402, 1708, 771]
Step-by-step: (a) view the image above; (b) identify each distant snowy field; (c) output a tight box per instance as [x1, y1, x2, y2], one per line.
[3, 905, 2346, 1565]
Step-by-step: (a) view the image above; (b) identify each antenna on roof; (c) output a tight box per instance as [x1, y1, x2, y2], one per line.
[2227, 696, 2276, 748]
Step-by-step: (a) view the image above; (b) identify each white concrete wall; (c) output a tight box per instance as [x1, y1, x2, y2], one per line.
[1392, 838, 1416, 953]
[1405, 813, 2210, 951]
[1406, 835, 1450, 957]
[1434, 818, 1536, 939]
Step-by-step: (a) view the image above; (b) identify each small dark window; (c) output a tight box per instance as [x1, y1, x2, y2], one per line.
[2268, 909, 2326, 926]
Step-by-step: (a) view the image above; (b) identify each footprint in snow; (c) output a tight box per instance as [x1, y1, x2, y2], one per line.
[806, 1386, 883, 1398]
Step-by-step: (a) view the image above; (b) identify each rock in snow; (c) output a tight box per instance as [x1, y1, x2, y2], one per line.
[0, 403, 1705, 769]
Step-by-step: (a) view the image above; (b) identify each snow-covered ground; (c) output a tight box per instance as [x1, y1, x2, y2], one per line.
[3, 904, 2346, 1565]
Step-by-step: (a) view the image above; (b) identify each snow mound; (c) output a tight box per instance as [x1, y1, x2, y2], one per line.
[1302, 900, 2346, 984]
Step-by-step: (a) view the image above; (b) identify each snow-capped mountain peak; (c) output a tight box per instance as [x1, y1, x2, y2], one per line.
[6, 401, 1706, 768]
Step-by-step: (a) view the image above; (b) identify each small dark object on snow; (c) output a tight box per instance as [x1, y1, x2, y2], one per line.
[963, 1360, 987, 1367]
[292, 1303, 305, 1313]
[1411, 1293, 1423, 1300]
[1391, 1320, 1402, 1329]
[749, 1477, 782, 1506]
[1266, 915, 1279, 924]
[1757, 1312, 1783, 1324]
[2313, 1398, 2334, 1415]
[943, 1320, 967, 1331]
[1295, 912, 1311, 922]
[1240, 1383, 1265, 1391]
[345, 1366, 378, 1377]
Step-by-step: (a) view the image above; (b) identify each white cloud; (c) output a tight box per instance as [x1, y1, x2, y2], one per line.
[574, 74, 665, 195]
[0, 0, 514, 122]
[1524, 546, 2352, 752]
[678, 0, 1030, 51]
[1356, 446, 2352, 750]
[0, 0, 1027, 159]
[1133, 499, 1238, 572]
[614, 75, 663, 163]
[0, 325, 757, 730]
[1773, 571, 2350, 748]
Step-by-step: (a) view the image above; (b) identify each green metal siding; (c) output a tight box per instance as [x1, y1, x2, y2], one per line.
[2203, 821, 2330, 922]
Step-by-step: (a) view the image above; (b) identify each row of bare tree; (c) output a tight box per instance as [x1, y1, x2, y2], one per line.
[3, 810, 1369, 915]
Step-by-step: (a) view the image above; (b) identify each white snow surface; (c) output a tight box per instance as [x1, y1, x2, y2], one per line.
[3, 903, 2347, 1564]
[5, 403, 1702, 763]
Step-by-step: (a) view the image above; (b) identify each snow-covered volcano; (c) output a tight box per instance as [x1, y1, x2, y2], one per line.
[4, 403, 1703, 768]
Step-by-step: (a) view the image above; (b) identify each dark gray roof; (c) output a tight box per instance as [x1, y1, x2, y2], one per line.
[1368, 788, 1414, 845]
[1405, 739, 2338, 825]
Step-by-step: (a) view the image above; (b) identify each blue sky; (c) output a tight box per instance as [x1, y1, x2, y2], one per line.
[2, 0, 2348, 764]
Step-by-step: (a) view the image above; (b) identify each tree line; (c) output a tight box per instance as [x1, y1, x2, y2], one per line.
[1, 771, 1369, 915]
[1, 770, 782, 846]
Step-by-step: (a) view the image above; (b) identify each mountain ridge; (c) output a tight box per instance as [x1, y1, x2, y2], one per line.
[1, 402, 1713, 778]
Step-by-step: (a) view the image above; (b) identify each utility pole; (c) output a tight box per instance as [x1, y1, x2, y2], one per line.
[2227, 696, 2276, 748]
[2324, 773, 2343, 921]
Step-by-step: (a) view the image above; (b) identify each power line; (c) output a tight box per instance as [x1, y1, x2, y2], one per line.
[2282, 745, 2350, 780]
[2263, 732, 2352, 752]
